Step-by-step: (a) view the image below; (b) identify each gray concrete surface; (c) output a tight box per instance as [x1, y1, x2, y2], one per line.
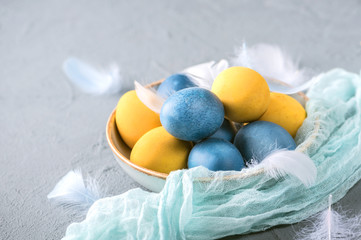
[1, 0, 361, 239]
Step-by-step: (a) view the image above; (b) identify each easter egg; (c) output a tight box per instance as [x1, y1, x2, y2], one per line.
[157, 74, 197, 98]
[234, 121, 296, 163]
[258, 92, 306, 137]
[160, 87, 224, 142]
[115, 90, 161, 148]
[130, 126, 192, 174]
[211, 66, 270, 123]
[188, 138, 245, 171]
[209, 119, 235, 142]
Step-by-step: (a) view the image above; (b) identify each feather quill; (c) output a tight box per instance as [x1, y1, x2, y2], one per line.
[260, 150, 317, 187]
[182, 59, 229, 89]
[47, 169, 103, 216]
[295, 195, 361, 240]
[232, 43, 315, 94]
[134, 80, 165, 113]
[63, 57, 122, 95]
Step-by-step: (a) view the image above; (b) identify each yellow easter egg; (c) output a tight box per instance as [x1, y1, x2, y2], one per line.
[130, 126, 192, 174]
[115, 90, 161, 148]
[258, 92, 306, 137]
[211, 66, 270, 123]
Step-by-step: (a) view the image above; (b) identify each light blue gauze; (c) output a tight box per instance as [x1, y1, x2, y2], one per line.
[64, 69, 361, 240]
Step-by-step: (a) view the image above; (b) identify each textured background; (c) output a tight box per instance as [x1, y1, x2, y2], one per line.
[1, 0, 361, 239]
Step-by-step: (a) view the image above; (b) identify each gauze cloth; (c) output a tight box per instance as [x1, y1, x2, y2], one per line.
[63, 69, 361, 240]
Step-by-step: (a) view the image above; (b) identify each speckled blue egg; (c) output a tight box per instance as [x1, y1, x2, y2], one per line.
[160, 87, 224, 142]
[234, 121, 296, 163]
[209, 119, 235, 142]
[157, 74, 197, 98]
[188, 138, 245, 171]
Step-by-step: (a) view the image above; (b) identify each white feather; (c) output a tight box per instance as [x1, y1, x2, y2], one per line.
[266, 76, 319, 95]
[232, 44, 314, 94]
[63, 57, 122, 95]
[182, 59, 229, 89]
[260, 150, 317, 187]
[295, 195, 361, 240]
[134, 80, 165, 113]
[234, 42, 252, 68]
[47, 169, 103, 215]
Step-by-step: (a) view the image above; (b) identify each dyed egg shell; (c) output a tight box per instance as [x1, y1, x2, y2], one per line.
[212, 66, 270, 123]
[258, 92, 306, 137]
[188, 138, 245, 171]
[209, 119, 235, 142]
[234, 121, 296, 163]
[115, 90, 161, 148]
[130, 126, 192, 174]
[157, 74, 196, 98]
[160, 87, 224, 142]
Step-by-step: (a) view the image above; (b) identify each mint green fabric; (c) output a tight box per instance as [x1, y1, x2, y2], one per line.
[63, 69, 361, 240]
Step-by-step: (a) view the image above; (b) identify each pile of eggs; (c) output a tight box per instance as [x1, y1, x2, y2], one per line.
[115, 67, 306, 174]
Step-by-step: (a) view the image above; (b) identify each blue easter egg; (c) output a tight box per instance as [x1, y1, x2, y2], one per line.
[188, 138, 245, 171]
[160, 87, 224, 141]
[234, 121, 296, 163]
[157, 74, 197, 98]
[209, 119, 235, 142]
